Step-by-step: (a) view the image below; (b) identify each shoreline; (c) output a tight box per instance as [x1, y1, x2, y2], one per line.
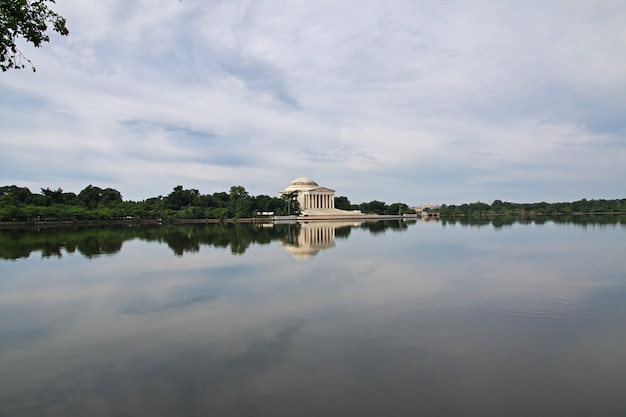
[0, 212, 624, 229]
[0, 214, 415, 229]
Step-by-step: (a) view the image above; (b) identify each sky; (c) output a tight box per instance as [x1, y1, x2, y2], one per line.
[1, 0, 624, 205]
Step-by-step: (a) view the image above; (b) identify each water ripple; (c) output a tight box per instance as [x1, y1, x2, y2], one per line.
[459, 282, 626, 321]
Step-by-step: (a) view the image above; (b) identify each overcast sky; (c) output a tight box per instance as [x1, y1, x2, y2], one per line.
[1, 0, 624, 205]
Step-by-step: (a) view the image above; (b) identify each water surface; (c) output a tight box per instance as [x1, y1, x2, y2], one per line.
[1, 218, 625, 416]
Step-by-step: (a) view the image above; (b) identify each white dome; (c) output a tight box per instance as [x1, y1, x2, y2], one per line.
[283, 177, 320, 191]
[288, 177, 318, 187]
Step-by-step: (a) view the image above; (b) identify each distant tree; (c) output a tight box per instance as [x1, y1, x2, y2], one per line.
[471, 201, 490, 215]
[254, 194, 284, 214]
[197, 193, 214, 208]
[334, 195, 352, 211]
[1, 0, 69, 72]
[385, 202, 410, 215]
[62, 191, 77, 205]
[40, 187, 64, 205]
[491, 199, 504, 212]
[0, 185, 33, 205]
[254, 194, 273, 213]
[229, 185, 252, 218]
[360, 200, 387, 215]
[166, 186, 199, 210]
[78, 185, 122, 209]
[280, 191, 300, 215]
[212, 191, 229, 208]
[100, 188, 123, 204]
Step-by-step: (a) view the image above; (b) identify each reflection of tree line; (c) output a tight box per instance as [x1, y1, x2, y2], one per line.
[0, 221, 414, 260]
[441, 214, 626, 228]
[0, 224, 282, 260]
[2, 217, 621, 260]
[0, 227, 127, 259]
[358, 220, 412, 234]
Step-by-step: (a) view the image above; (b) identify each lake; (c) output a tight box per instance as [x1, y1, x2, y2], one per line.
[1, 217, 625, 417]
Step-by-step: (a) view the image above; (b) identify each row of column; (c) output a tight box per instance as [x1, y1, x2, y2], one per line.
[304, 193, 334, 209]
[301, 226, 335, 245]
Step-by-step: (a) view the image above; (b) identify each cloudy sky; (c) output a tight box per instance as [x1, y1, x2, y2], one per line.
[1, 0, 624, 205]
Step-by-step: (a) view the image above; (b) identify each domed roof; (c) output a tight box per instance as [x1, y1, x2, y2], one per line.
[282, 177, 321, 192]
[289, 177, 318, 187]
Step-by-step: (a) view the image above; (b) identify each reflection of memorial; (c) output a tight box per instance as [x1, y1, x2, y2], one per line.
[279, 222, 358, 260]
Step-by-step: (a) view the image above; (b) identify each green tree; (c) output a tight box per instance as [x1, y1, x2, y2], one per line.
[212, 191, 229, 206]
[254, 194, 284, 215]
[0, 185, 33, 205]
[229, 185, 252, 218]
[491, 199, 504, 213]
[385, 202, 410, 215]
[360, 200, 387, 215]
[166, 186, 199, 210]
[1, 0, 69, 72]
[40, 187, 64, 205]
[78, 185, 122, 209]
[280, 191, 300, 215]
[334, 195, 352, 211]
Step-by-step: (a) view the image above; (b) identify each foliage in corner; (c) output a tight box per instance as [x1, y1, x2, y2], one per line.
[0, 0, 68, 72]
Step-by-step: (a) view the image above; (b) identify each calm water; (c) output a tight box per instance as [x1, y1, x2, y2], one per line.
[0, 218, 625, 417]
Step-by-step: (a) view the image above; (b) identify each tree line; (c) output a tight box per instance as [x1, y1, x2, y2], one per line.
[4, 184, 622, 222]
[0, 184, 289, 221]
[439, 199, 626, 216]
[0, 184, 416, 222]
[335, 196, 415, 216]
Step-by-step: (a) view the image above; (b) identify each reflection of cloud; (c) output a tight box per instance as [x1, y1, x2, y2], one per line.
[120, 293, 220, 314]
[0, 316, 307, 415]
[1, 220, 625, 415]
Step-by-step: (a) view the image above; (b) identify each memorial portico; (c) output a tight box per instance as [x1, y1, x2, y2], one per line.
[302, 190, 335, 209]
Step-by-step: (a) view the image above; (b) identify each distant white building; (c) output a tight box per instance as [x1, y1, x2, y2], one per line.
[279, 177, 336, 210]
[415, 204, 440, 212]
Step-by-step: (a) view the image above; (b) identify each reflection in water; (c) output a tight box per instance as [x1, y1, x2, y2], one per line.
[3, 216, 621, 260]
[1, 218, 625, 416]
[279, 222, 357, 259]
[0, 220, 416, 260]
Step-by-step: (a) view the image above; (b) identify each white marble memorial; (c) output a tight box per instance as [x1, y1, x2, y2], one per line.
[279, 177, 366, 217]
[279, 177, 335, 210]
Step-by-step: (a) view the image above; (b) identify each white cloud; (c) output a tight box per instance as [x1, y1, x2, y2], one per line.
[1, 0, 624, 204]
